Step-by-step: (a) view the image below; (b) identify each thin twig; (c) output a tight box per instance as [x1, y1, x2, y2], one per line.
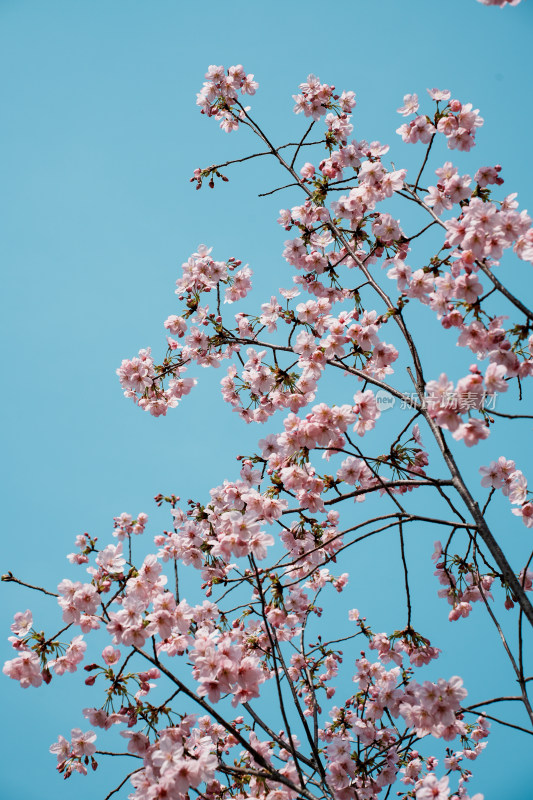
[1, 573, 58, 597]
[103, 768, 143, 800]
[461, 709, 533, 736]
[398, 520, 412, 630]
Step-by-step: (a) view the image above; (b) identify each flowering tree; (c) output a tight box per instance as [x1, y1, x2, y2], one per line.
[4, 16, 533, 800]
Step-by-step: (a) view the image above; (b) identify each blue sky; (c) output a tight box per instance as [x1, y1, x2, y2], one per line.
[1, 1, 533, 798]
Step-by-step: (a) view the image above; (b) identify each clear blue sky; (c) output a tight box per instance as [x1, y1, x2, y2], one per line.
[1, 1, 533, 798]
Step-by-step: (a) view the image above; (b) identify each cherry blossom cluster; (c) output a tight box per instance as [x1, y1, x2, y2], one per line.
[424, 367, 495, 447]
[115, 350, 184, 417]
[113, 511, 148, 541]
[3, 606, 89, 687]
[444, 195, 533, 263]
[292, 73, 356, 122]
[423, 162, 496, 217]
[319, 642, 490, 798]
[117, 246, 263, 416]
[196, 65, 258, 132]
[416, 773, 483, 800]
[67, 532, 97, 566]
[397, 89, 483, 152]
[127, 720, 218, 799]
[3, 644, 42, 688]
[49, 728, 97, 778]
[477, 0, 521, 5]
[432, 541, 497, 622]
[433, 531, 533, 620]
[480, 457, 533, 528]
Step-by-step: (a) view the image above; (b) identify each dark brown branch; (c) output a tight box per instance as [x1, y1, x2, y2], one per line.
[461, 709, 533, 736]
[414, 134, 435, 193]
[242, 702, 316, 771]
[281, 479, 454, 515]
[1, 572, 58, 597]
[103, 768, 143, 800]
[464, 696, 522, 708]
[487, 409, 533, 421]
[290, 121, 316, 169]
[398, 520, 412, 630]
[258, 182, 300, 197]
